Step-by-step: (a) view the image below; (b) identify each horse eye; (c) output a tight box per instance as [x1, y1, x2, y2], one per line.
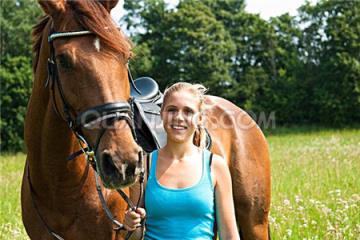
[57, 54, 73, 70]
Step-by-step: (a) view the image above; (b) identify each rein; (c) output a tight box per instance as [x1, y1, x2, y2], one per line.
[28, 28, 145, 239]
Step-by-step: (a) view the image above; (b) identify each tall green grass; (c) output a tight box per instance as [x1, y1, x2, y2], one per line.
[267, 128, 360, 239]
[0, 153, 28, 239]
[0, 128, 359, 239]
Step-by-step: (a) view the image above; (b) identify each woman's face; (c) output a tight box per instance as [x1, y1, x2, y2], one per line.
[161, 90, 201, 144]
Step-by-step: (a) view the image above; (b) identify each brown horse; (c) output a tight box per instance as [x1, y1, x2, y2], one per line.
[204, 96, 271, 239]
[22, 0, 271, 239]
[21, 0, 142, 239]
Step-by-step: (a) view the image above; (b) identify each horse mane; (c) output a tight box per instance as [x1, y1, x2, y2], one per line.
[32, 0, 132, 73]
[32, 15, 50, 72]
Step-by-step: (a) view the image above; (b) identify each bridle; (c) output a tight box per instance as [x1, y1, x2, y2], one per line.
[27, 27, 145, 240]
[47, 28, 137, 158]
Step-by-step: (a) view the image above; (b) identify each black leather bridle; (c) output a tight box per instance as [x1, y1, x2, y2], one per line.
[27, 28, 144, 240]
[47, 29, 137, 156]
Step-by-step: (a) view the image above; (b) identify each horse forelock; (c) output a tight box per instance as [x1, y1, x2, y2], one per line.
[32, 0, 132, 73]
[68, 0, 132, 59]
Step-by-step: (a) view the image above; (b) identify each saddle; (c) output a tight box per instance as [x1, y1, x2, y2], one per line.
[130, 77, 212, 152]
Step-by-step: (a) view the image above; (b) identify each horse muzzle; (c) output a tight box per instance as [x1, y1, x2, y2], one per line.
[97, 149, 143, 189]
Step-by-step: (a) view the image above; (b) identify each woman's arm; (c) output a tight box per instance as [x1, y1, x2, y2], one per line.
[126, 153, 152, 239]
[212, 154, 240, 240]
[126, 172, 147, 239]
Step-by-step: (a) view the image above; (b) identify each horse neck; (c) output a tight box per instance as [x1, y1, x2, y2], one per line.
[25, 21, 89, 195]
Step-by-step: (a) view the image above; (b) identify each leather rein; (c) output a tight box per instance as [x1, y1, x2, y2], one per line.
[27, 28, 145, 239]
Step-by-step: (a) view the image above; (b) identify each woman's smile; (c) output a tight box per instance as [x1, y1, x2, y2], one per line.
[170, 124, 188, 130]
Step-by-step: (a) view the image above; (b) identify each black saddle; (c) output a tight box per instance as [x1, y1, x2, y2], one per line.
[130, 77, 211, 153]
[130, 77, 162, 104]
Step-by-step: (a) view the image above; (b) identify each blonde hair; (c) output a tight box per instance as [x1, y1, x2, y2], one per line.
[162, 82, 208, 112]
[161, 82, 208, 148]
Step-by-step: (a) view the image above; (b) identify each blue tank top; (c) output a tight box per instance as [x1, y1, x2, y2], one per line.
[144, 149, 215, 240]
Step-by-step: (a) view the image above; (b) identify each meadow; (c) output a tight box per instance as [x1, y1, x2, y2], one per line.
[1, 128, 359, 239]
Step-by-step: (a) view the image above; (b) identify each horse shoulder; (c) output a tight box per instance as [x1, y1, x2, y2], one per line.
[203, 95, 251, 161]
[204, 95, 269, 166]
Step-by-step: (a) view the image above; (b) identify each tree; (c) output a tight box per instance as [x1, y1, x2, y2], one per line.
[123, 0, 360, 127]
[124, 0, 236, 97]
[299, 0, 360, 125]
[0, 56, 33, 151]
[0, 0, 42, 151]
[1, 0, 42, 60]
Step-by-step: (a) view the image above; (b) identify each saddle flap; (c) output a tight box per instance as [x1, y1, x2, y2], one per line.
[131, 77, 162, 102]
[134, 100, 167, 152]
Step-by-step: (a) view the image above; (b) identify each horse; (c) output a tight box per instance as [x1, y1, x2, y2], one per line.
[203, 96, 271, 239]
[21, 0, 143, 239]
[22, 0, 271, 239]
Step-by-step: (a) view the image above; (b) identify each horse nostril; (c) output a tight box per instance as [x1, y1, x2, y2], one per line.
[101, 152, 117, 177]
[126, 163, 136, 176]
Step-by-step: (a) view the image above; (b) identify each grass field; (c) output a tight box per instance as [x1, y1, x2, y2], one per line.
[1, 127, 359, 239]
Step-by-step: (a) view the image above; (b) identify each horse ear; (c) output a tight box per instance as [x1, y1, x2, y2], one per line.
[98, 0, 119, 12]
[38, 0, 66, 16]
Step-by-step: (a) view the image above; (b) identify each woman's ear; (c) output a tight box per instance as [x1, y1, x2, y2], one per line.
[195, 112, 203, 127]
[199, 113, 203, 124]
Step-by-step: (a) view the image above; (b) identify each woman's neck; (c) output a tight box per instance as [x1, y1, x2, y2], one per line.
[161, 139, 200, 161]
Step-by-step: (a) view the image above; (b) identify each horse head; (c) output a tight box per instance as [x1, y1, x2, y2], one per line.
[38, 0, 142, 188]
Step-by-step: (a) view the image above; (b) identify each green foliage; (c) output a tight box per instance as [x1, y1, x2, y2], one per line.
[0, 0, 42, 60]
[0, 0, 42, 152]
[123, 0, 360, 126]
[2, 0, 360, 151]
[126, 0, 236, 95]
[299, 0, 360, 125]
[0, 56, 33, 152]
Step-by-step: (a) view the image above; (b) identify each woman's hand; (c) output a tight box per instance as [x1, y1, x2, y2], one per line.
[124, 207, 146, 231]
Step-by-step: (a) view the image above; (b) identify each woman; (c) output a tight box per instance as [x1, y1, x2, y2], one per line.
[124, 82, 239, 240]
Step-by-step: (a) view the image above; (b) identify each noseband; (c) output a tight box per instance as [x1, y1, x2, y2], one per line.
[47, 29, 137, 156]
[28, 28, 144, 240]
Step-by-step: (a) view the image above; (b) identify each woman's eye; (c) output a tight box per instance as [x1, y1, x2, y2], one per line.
[167, 108, 177, 113]
[57, 54, 73, 70]
[184, 109, 194, 116]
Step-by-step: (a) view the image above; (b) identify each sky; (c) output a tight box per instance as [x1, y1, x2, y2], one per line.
[245, 0, 318, 19]
[111, 0, 318, 23]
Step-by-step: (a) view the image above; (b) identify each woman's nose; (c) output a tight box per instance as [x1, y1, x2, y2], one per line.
[174, 111, 185, 121]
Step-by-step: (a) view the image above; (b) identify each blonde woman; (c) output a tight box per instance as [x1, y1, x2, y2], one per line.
[124, 82, 239, 240]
